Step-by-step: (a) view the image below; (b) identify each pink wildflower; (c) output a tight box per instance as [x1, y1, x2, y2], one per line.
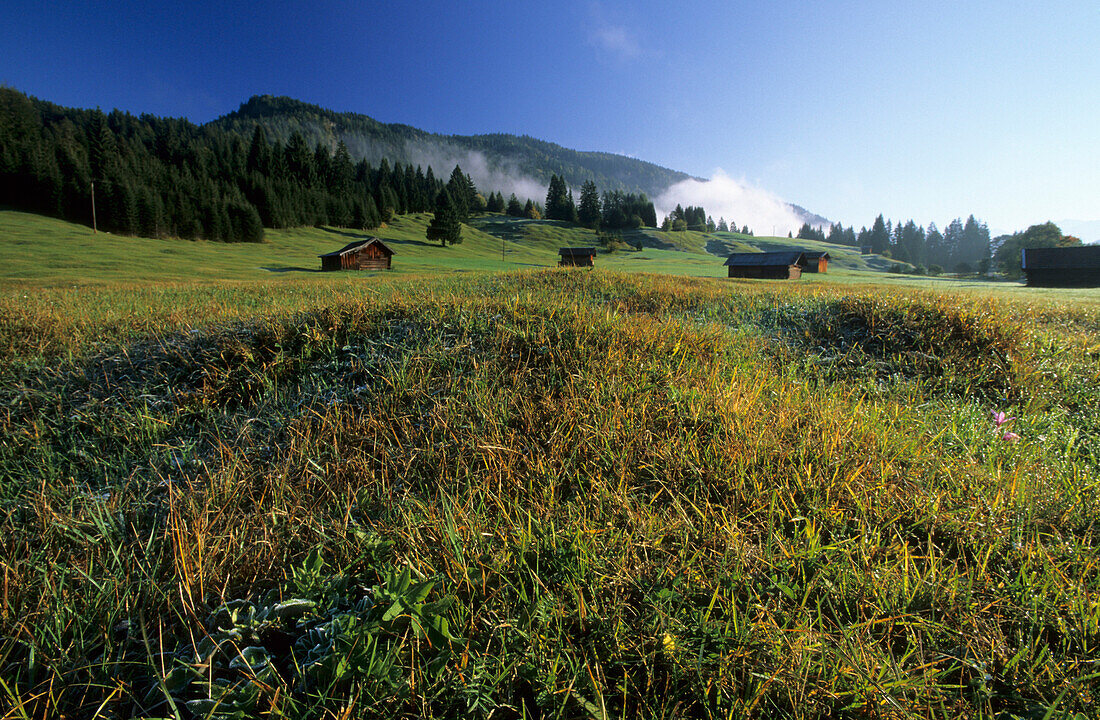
[1002, 432, 1020, 442]
[991, 410, 1015, 427]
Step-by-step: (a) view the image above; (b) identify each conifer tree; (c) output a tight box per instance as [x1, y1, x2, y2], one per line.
[426, 188, 462, 246]
[330, 141, 354, 193]
[246, 125, 271, 175]
[869, 214, 890, 254]
[544, 174, 577, 222]
[577, 180, 601, 229]
[447, 165, 477, 222]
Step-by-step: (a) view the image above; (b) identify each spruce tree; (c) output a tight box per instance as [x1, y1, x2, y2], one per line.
[544, 174, 576, 222]
[869, 214, 890, 254]
[577, 180, 601, 229]
[246, 125, 271, 175]
[426, 188, 462, 246]
[447, 165, 477, 223]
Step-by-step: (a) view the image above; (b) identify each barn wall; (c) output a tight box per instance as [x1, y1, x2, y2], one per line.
[357, 256, 391, 270]
[1025, 269, 1100, 287]
[728, 265, 795, 279]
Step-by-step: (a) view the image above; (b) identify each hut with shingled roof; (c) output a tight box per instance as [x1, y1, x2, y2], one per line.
[558, 247, 596, 267]
[319, 237, 394, 271]
[724, 252, 806, 280]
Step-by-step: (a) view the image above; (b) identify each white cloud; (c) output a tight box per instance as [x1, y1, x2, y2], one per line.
[591, 24, 641, 59]
[655, 169, 806, 237]
[586, 2, 643, 61]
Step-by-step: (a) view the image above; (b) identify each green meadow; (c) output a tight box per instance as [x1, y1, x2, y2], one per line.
[1, 210, 1099, 718]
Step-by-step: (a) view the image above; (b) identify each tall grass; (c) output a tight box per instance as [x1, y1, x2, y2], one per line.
[0, 270, 1097, 718]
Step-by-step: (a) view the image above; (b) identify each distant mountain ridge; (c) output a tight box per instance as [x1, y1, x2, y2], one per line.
[210, 95, 693, 199]
[210, 95, 826, 226]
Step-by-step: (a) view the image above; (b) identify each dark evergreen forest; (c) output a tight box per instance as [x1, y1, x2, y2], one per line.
[0, 87, 448, 242]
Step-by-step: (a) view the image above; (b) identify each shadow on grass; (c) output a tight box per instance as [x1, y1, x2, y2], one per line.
[471, 217, 530, 245]
[319, 225, 437, 248]
[385, 238, 439, 248]
[319, 227, 371, 240]
[261, 266, 321, 273]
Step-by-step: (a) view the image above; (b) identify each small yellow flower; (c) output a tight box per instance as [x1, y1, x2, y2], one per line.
[661, 632, 677, 659]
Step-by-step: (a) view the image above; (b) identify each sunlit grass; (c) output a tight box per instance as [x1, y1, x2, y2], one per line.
[1, 221, 1099, 716]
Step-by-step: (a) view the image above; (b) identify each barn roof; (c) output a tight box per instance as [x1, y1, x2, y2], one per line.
[318, 237, 395, 258]
[804, 251, 831, 261]
[558, 247, 597, 256]
[1022, 245, 1100, 270]
[724, 251, 806, 267]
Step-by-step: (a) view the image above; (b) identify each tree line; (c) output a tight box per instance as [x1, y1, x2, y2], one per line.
[659, 205, 748, 234]
[542, 175, 660, 231]
[797, 214, 994, 273]
[0, 87, 454, 242]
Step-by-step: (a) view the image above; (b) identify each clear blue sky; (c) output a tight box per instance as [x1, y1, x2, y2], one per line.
[2, 0, 1097, 237]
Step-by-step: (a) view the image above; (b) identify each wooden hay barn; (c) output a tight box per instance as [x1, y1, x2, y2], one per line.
[724, 251, 806, 280]
[803, 251, 831, 273]
[1021, 245, 1100, 287]
[319, 238, 394, 271]
[558, 247, 596, 267]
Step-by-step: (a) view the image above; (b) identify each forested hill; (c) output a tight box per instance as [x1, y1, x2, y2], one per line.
[0, 87, 826, 241]
[210, 95, 694, 198]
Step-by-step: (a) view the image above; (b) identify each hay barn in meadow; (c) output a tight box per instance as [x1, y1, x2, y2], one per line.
[319, 238, 394, 271]
[724, 252, 806, 280]
[803, 251, 831, 273]
[558, 247, 596, 267]
[1021, 246, 1100, 287]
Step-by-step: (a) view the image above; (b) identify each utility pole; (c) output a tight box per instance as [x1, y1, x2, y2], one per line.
[91, 181, 98, 234]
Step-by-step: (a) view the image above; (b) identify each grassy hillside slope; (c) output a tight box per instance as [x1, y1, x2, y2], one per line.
[0, 210, 567, 287]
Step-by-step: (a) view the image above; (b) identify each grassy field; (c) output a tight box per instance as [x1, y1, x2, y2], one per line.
[11, 207, 1100, 300]
[2, 211, 1100, 718]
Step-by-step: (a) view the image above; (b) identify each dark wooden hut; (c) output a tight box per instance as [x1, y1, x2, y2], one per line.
[1021, 246, 1100, 287]
[319, 238, 394, 271]
[803, 251, 831, 273]
[724, 252, 806, 280]
[861, 246, 873, 255]
[558, 247, 596, 267]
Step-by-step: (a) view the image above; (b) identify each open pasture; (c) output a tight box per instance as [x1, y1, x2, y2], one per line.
[1, 213, 1099, 718]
